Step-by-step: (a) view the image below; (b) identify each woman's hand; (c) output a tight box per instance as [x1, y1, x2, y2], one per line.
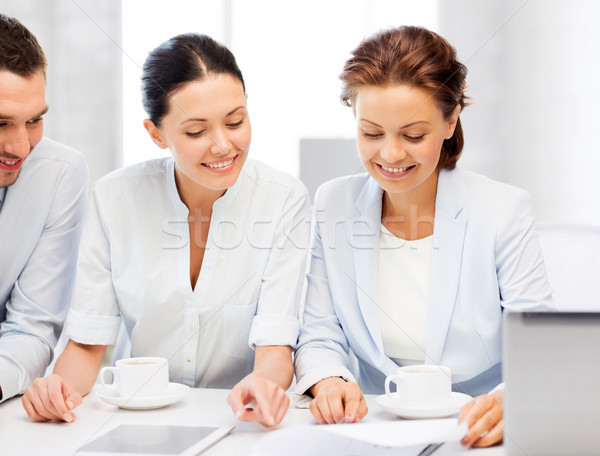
[309, 377, 368, 424]
[22, 374, 82, 422]
[458, 390, 503, 447]
[228, 372, 289, 427]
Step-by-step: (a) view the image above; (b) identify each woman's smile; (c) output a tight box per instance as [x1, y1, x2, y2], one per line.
[375, 162, 417, 178]
[201, 154, 238, 173]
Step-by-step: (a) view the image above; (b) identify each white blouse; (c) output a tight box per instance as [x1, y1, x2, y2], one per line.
[377, 224, 433, 366]
[64, 158, 311, 388]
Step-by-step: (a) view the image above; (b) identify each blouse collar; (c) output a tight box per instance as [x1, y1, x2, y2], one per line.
[165, 158, 244, 216]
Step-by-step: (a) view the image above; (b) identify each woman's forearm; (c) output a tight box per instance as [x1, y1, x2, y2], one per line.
[252, 345, 294, 389]
[54, 339, 106, 396]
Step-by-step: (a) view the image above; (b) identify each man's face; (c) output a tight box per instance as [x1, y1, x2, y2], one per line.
[0, 70, 47, 188]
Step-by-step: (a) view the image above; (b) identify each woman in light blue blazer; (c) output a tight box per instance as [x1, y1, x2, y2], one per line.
[294, 26, 553, 448]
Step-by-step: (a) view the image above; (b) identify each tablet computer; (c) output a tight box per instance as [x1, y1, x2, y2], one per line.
[76, 423, 234, 456]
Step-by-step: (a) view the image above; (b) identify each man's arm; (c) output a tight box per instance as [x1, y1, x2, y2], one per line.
[0, 153, 87, 402]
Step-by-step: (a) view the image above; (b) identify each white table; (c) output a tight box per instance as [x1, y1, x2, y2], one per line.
[0, 387, 503, 455]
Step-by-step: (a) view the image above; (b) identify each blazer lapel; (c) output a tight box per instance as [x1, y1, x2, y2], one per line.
[348, 178, 387, 357]
[426, 168, 467, 364]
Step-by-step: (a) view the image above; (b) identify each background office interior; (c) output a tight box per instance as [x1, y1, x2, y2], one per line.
[3, 0, 600, 224]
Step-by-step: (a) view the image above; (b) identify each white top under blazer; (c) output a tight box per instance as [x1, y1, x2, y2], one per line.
[377, 226, 432, 366]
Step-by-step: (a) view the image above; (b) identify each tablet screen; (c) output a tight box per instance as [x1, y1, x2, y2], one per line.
[77, 423, 233, 456]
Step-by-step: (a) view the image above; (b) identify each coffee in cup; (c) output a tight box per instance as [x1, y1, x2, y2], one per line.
[384, 365, 451, 407]
[99, 357, 169, 398]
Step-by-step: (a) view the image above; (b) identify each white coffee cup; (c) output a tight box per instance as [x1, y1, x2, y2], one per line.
[99, 357, 169, 398]
[384, 365, 452, 407]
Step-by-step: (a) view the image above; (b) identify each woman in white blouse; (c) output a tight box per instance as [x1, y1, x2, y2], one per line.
[23, 33, 310, 427]
[293, 26, 553, 447]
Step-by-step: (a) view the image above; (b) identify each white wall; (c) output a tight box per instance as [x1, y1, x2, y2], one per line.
[6, 1, 599, 227]
[1, 0, 123, 184]
[121, 0, 439, 176]
[440, 0, 600, 224]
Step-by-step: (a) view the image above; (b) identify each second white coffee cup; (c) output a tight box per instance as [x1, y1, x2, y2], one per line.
[100, 357, 169, 398]
[384, 365, 452, 407]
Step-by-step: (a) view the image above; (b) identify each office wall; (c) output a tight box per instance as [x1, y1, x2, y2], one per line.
[439, 0, 600, 224]
[121, 0, 439, 175]
[4, 0, 599, 226]
[299, 139, 363, 201]
[1, 0, 123, 184]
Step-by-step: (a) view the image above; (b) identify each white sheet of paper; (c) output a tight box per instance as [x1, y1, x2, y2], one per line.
[252, 418, 468, 456]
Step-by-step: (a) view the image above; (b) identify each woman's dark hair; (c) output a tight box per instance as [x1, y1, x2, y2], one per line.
[340, 26, 469, 169]
[141, 33, 245, 126]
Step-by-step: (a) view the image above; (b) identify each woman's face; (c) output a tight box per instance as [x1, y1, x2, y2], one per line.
[354, 84, 458, 201]
[147, 74, 251, 196]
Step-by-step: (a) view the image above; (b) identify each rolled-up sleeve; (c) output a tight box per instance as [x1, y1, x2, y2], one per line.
[0, 156, 88, 402]
[248, 188, 311, 349]
[63, 188, 122, 346]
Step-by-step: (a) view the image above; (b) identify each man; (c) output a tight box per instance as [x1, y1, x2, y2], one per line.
[0, 14, 87, 402]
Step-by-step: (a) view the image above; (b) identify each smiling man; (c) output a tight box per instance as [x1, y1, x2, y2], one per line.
[0, 14, 88, 402]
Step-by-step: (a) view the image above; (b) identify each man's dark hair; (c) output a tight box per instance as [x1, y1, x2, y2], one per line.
[0, 14, 47, 77]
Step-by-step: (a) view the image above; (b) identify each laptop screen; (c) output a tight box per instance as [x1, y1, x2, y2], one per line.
[503, 311, 600, 456]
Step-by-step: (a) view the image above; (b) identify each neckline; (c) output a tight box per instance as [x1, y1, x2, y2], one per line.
[165, 158, 245, 216]
[380, 223, 433, 242]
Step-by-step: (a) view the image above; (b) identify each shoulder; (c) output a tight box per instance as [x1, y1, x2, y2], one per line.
[26, 136, 88, 175]
[242, 159, 309, 199]
[19, 137, 88, 193]
[439, 168, 535, 237]
[460, 168, 530, 202]
[89, 158, 173, 214]
[93, 157, 170, 193]
[463, 170, 533, 220]
[441, 167, 532, 215]
[30, 136, 86, 165]
[314, 173, 373, 211]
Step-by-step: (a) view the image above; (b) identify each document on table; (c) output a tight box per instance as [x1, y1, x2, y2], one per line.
[252, 418, 468, 456]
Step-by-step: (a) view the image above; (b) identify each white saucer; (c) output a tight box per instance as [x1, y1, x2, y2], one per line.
[96, 382, 190, 410]
[375, 392, 472, 419]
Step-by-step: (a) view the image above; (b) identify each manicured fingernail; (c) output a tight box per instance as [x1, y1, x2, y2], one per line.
[64, 414, 73, 423]
[66, 400, 74, 409]
[461, 437, 469, 446]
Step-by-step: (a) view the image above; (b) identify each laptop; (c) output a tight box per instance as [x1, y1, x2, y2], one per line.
[503, 311, 600, 456]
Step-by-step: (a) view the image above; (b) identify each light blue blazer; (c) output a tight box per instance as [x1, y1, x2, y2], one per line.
[294, 167, 553, 404]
